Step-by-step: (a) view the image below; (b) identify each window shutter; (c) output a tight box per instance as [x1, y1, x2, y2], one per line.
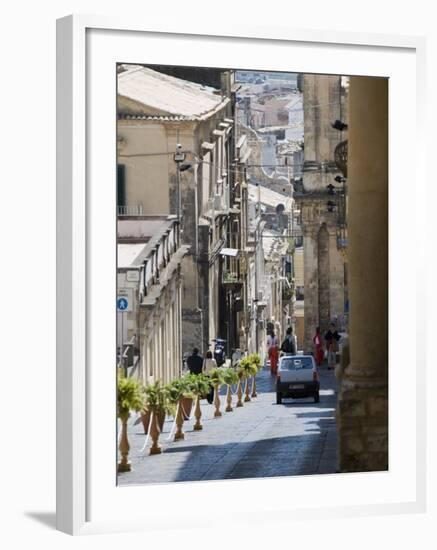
[117, 165, 126, 207]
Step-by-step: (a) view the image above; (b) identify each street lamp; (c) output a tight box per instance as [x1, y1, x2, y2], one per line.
[179, 163, 192, 173]
[174, 144, 186, 222]
[331, 119, 348, 131]
[326, 183, 335, 195]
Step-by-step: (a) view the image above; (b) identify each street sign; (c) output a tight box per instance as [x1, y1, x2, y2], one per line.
[117, 297, 129, 311]
[117, 288, 133, 312]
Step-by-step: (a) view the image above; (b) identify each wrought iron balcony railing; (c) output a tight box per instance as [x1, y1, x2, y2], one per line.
[222, 271, 243, 287]
[118, 204, 144, 216]
[334, 140, 348, 177]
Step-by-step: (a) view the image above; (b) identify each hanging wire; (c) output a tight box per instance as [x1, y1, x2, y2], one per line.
[116, 152, 338, 176]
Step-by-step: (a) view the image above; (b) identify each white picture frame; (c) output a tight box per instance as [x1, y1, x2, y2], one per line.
[56, 14, 427, 536]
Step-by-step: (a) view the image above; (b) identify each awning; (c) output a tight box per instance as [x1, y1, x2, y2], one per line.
[220, 248, 239, 257]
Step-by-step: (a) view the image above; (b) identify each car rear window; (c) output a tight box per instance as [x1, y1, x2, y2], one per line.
[280, 357, 313, 370]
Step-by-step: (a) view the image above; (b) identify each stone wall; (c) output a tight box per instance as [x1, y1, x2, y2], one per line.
[337, 376, 388, 471]
[302, 75, 341, 180]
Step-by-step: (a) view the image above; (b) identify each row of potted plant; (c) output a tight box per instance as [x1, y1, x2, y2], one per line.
[117, 353, 262, 472]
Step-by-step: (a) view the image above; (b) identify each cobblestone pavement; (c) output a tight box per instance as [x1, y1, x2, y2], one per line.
[118, 364, 338, 485]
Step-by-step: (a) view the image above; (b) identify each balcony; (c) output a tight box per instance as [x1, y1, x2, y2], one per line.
[282, 286, 295, 303]
[118, 204, 144, 216]
[334, 140, 348, 177]
[222, 271, 243, 290]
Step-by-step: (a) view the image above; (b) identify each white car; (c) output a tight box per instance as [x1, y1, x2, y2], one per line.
[276, 355, 320, 404]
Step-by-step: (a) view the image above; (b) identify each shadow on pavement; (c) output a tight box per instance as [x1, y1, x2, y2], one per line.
[120, 432, 338, 483]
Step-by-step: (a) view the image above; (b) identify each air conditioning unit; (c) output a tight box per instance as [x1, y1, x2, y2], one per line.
[213, 194, 222, 210]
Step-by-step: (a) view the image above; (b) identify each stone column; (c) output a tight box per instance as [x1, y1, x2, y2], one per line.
[153, 312, 160, 381]
[303, 75, 341, 168]
[337, 77, 388, 472]
[302, 224, 318, 353]
[327, 226, 346, 326]
[176, 271, 182, 377]
[317, 223, 330, 332]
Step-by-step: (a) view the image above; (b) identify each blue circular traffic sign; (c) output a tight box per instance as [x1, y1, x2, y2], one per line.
[117, 297, 128, 311]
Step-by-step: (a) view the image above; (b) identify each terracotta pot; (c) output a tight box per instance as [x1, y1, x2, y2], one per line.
[141, 409, 165, 434]
[180, 396, 193, 421]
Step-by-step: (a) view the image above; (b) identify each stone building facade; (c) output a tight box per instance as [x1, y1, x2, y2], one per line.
[295, 74, 349, 352]
[117, 216, 188, 384]
[117, 66, 237, 357]
[228, 134, 261, 356]
[224, 134, 290, 361]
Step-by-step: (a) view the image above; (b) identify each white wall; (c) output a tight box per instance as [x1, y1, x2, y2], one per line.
[2, 1, 436, 548]
[118, 123, 170, 214]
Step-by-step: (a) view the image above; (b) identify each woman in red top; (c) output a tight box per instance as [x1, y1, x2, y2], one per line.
[267, 331, 279, 375]
[313, 326, 324, 366]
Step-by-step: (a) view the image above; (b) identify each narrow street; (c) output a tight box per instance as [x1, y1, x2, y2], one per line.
[119, 365, 338, 485]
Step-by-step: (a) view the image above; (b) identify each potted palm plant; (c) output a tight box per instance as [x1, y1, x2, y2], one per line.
[143, 381, 173, 455]
[238, 356, 258, 402]
[221, 367, 239, 412]
[186, 373, 211, 430]
[235, 362, 245, 407]
[208, 367, 225, 417]
[139, 405, 167, 435]
[247, 353, 262, 397]
[165, 376, 194, 441]
[180, 374, 195, 421]
[117, 376, 144, 472]
[168, 376, 194, 420]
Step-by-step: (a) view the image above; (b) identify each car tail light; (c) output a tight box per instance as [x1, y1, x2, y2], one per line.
[313, 370, 319, 382]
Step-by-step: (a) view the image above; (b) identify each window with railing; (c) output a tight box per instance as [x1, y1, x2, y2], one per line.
[222, 270, 241, 284]
[117, 204, 144, 216]
[143, 221, 179, 296]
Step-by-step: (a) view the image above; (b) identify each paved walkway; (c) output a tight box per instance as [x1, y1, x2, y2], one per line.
[118, 364, 338, 485]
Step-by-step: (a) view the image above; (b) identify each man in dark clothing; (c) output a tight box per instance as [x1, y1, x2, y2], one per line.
[186, 348, 203, 375]
[280, 327, 297, 355]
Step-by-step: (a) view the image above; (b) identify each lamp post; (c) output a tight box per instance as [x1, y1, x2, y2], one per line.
[174, 144, 186, 222]
[331, 119, 348, 131]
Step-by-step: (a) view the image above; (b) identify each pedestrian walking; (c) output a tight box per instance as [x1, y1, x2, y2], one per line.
[203, 350, 217, 375]
[280, 326, 297, 356]
[313, 326, 324, 366]
[203, 350, 217, 404]
[186, 347, 203, 375]
[267, 331, 279, 375]
[324, 323, 341, 369]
